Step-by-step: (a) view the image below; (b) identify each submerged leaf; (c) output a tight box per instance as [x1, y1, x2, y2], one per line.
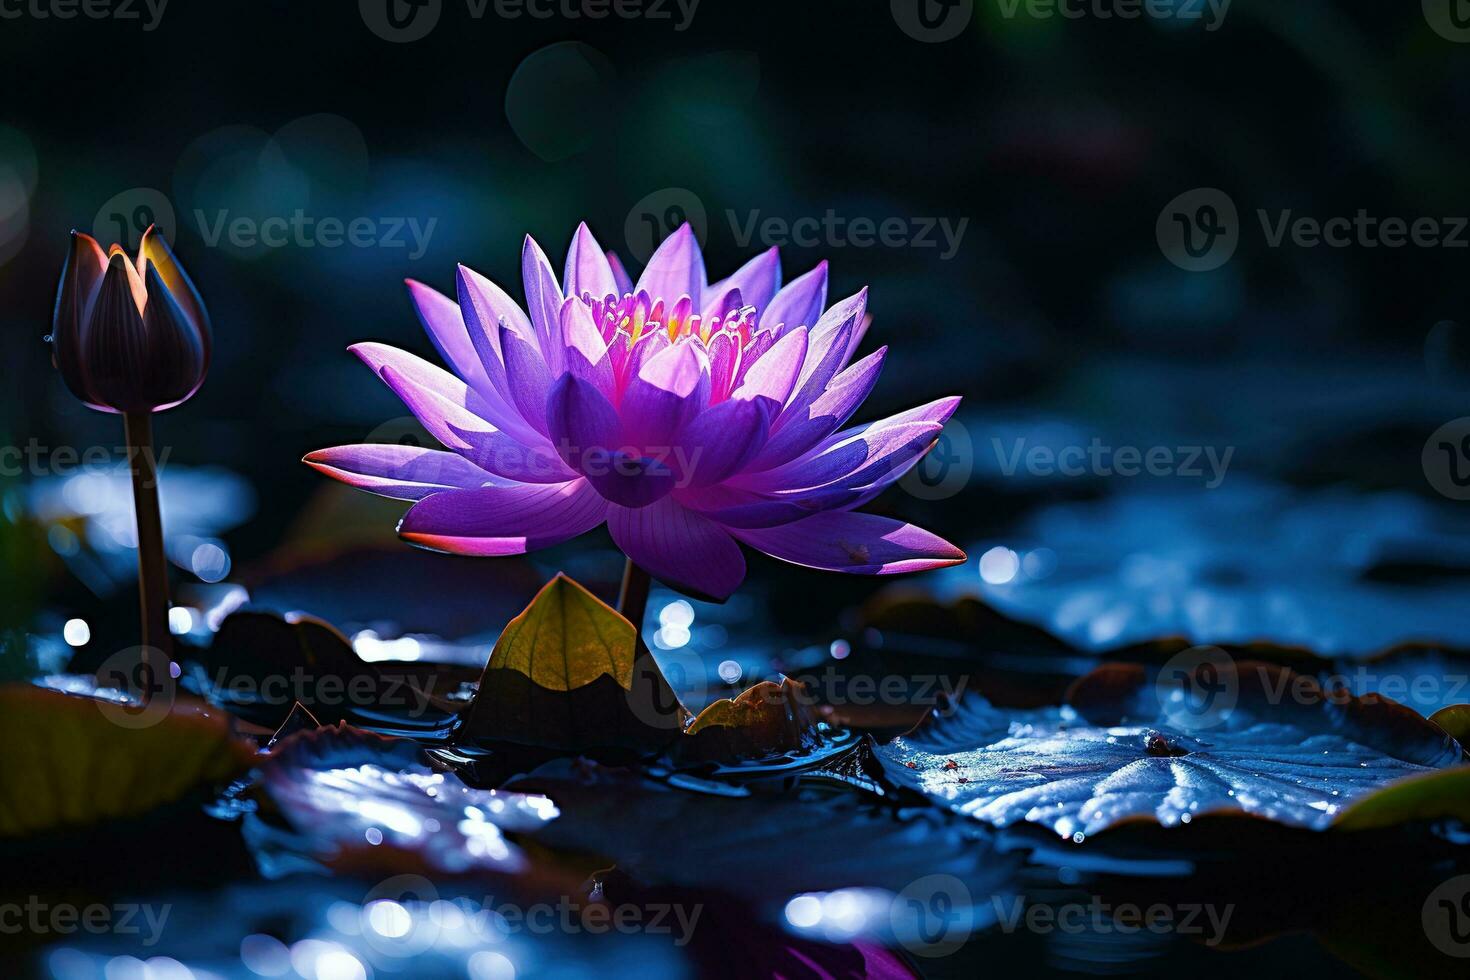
[681, 678, 824, 763]
[876, 662, 1464, 837]
[0, 684, 252, 837]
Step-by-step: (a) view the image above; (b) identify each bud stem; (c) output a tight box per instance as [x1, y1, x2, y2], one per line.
[616, 556, 652, 637]
[123, 411, 172, 667]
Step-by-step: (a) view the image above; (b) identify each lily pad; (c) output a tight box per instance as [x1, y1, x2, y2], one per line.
[245, 723, 562, 879]
[876, 661, 1463, 837]
[506, 757, 1021, 934]
[947, 479, 1470, 656]
[0, 684, 253, 837]
[455, 574, 688, 757]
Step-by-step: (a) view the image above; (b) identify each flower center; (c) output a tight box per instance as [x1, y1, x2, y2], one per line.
[587, 292, 760, 351]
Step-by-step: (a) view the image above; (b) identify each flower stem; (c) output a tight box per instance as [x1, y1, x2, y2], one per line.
[123, 411, 171, 663]
[616, 557, 652, 637]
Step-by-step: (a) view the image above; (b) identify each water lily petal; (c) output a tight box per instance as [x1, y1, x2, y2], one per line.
[634, 223, 706, 307]
[707, 246, 780, 319]
[731, 326, 807, 414]
[352, 343, 573, 483]
[746, 345, 887, 472]
[621, 340, 710, 452]
[731, 512, 966, 575]
[399, 480, 606, 556]
[563, 222, 618, 303]
[674, 484, 811, 528]
[522, 235, 565, 372]
[607, 250, 634, 295]
[80, 253, 153, 413]
[759, 260, 827, 333]
[137, 225, 209, 336]
[139, 263, 210, 410]
[561, 298, 614, 401]
[607, 496, 746, 600]
[499, 321, 556, 436]
[304, 444, 504, 500]
[679, 396, 770, 488]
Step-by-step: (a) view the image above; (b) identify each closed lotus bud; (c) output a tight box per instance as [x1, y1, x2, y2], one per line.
[51, 226, 211, 414]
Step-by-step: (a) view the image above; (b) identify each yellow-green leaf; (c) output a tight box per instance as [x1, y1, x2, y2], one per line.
[486, 574, 635, 691]
[1429, 704, 1470, 745]
[1332, 765, 1470, 831]
[0, 684, 254, 838]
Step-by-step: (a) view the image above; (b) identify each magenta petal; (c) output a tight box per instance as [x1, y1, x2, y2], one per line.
[498, 322, 556, 436]
[679, 397, 769, 488]
[621, 341, 709, 451]
[560, 298, 614, 401]
[607, 250, 634, 295]
[634, 223, 706, 307]
[674, 484, 810, 528]
[731, 511, 966, 575]
[607, 496, 746, 600]
[760, 261, 827, 332]
[749, 345, 887, 473]
[406, 278, 493, 396]
[805, 288, 868, 379]
[741, 396, 961, 494]
[707, 330, 741, 402]
[563, 222, 618, 303]
[707, 246, 780, 318]
[547, 375, 674, 507]
[399, 480, 606, 557]
[731, 326, 807, 414]
[521, 235, 565, 371]
[375, 362, 574, 484]
[304, 444, 503, 500]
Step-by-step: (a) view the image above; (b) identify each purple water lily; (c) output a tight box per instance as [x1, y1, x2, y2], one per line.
[306, 223, 965, 601]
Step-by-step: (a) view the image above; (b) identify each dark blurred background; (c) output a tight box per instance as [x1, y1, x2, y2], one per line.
[3, 0, 1470, 664]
